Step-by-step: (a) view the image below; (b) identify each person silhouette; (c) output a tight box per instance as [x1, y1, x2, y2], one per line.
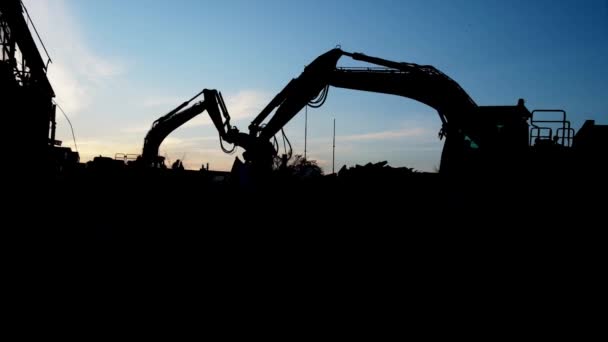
[172, 159, 184, 170]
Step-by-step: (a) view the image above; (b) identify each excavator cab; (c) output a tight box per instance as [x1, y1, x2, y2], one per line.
[451, 101, 532, 174]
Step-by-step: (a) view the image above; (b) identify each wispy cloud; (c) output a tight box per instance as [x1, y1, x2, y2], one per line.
[120, 123, 152, 134]
[138, 89, 272, 128]
[226, 89, 272, 121]
[162, 136, 218, 149]
[141, 96, 184, 109]
[22, 0, 124, 115]
[339, 127, 427, 141]
[76, 138, 140, 161]
[184, 89, 272, 128]
[158, 137, 240, 171]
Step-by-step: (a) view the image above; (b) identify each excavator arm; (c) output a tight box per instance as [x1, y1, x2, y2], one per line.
[141, 89, 236, 167]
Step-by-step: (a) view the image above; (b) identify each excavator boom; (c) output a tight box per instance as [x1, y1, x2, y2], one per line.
[242, 48, 489, 173]
[252, 48, 478, 142]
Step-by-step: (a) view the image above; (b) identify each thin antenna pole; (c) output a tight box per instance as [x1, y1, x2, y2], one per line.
[332, 118, 336, 174]
[54, 101, 78, 153]
[304, 105, 308, 160]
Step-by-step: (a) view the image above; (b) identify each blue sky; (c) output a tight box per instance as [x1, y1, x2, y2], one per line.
[24, 0, 608, 171]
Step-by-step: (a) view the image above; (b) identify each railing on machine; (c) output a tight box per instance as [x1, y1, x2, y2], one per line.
[114, 153, 139, 164]
[529, 109, 575, 147]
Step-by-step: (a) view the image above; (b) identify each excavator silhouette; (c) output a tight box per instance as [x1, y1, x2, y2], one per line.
[141, 48, 606, 176]
[140, 87, 274, 171]
[141, 89, 231, 168]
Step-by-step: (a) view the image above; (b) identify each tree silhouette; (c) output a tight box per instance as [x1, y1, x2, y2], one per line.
[274, 154, 324, 178]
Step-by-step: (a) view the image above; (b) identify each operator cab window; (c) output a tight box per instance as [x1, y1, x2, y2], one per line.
[464, 136, 479, 149]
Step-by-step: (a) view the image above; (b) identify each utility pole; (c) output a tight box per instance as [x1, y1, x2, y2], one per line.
[304, 105, 308, 160]
[332, 118, 336, 174]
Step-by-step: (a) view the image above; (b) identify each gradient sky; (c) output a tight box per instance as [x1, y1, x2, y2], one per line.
[23, 0, 608, 171]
